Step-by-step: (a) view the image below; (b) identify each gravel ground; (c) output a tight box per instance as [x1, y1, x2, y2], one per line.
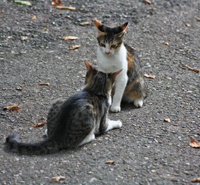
[0, 0, 200, 184]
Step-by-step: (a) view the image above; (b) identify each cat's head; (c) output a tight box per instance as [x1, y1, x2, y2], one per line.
[94, 19, 128, 55]
[84, 60, 122, 96]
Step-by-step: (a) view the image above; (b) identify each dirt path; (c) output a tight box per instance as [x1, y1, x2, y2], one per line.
[0, 0, 200, 184]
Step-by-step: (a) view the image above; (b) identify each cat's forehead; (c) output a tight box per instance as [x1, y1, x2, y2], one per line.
[98, 25, 123, 35]
[97, 32, 114, 42]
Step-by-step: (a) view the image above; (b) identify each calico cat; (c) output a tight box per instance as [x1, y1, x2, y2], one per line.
[5, 61, 122, 155]
[94, 19, 148, 112]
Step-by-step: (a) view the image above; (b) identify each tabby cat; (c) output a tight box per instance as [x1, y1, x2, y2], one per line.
[5, 61, 122, 155]
[94, 19, 148, 112]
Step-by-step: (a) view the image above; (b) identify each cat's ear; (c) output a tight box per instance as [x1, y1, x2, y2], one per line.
[84, 60, 93, 73]
[110, 69, 122, 81]
[121, 22, 128, 31]
[94, 19, 106, 36]
[93, 19, 101, 29]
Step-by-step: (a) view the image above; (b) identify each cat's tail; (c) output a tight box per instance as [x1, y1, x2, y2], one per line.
[4, 134, 62, 155]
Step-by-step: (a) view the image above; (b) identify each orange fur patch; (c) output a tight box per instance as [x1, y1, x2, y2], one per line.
[124, 79, 142, 99]
[127, 50, 134, 71]
[126, 91, 142, 99]
[97, 31, 106, 39]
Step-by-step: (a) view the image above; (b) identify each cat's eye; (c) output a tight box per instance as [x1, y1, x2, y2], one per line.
[100, 43, 105, 47]
[111, 44, 117, 48]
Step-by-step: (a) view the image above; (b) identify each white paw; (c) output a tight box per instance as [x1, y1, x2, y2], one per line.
[134, 98, 144, 108]
[110, 105, 121, 112]
[115, 120, 122, 128]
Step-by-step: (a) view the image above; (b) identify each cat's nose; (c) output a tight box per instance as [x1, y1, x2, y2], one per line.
[105, 52, 110, 55]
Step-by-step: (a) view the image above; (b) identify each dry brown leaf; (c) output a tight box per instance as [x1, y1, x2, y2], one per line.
[80, 22, 90, 26]
[56, 6, 76, 10]
[69, 45, 81, 50]
[4, 106, 19, 111]
[16, 87, 23, 91]
[52, 0, 61, 6]
[145, 0, 152, 4]
[106, 160, 115, 164]
[3, 88, 7, 90]
[162, 42, 169, 45]
[164, 118, 170, 123]
[183, 64, 200, 73]
[0, 11, 3, 13]
[62, 36, 79, 40]
[144, 73, 156, 79]
[32, 119, 46, 127]
[52, 176, 66, 182]
[39, 83, 50, 86]
[189, 138, 200, 148]
[194, 16, 200, 21]
[191, 177, 200, 182]
[31, 15, 36, 19]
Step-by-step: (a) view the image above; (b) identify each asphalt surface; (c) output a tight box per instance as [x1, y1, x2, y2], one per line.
[0, 0, 200, 184]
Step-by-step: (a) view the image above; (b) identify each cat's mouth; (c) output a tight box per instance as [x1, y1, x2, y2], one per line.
[105, 52, 110, 55]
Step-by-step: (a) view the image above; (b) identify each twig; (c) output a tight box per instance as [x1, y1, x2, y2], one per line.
[183, 64, 200, 73]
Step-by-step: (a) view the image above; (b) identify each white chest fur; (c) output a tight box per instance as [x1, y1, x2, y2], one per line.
[97, 43, 128, 112]
[97, 44, 128, 74]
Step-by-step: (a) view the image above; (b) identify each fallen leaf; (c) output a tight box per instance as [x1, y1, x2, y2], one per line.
[32, 119, 46, 127]
[39, 83, 50, 86]
[52, 176, 66, 182]
[164, 118, 170, 123]
[183, 64, 200, 73]
[106, 160, 115, 164]
[14, 0, 32, 6]
[7, 36, 12, 39]
[191, 177, 200, 182]
[62, 36, 79, 40]
[162, 42, 169, 45]
[31, 15, 36, 19]
[44, 27, 47, 31]
[0, 11, 3, 13]
[16, 87, 23, 91]
[56, 6, 76, 10]
[194, 16, 200, 21]
[4, 106, 19, 111]
[144, 73, 156, 79]
[145, 0, 152, 4]
[189, 138, 200, 148]
[69, 45, 81, 50]
[2, 88, 7, 90]
[185, 23, 191, 27]
[52, 0, 61, 6]
[80, 22, 91, 26]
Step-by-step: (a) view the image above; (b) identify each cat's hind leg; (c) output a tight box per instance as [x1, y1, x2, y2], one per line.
[79, 133, 95, 146]
[123, 77, 147, 108]
[105, 119, 122, 132]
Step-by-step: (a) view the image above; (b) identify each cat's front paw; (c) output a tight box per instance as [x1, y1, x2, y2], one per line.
[134, 98, 144, 108]
[115, 120, 122, 128]
[110, 105, 121, 113]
